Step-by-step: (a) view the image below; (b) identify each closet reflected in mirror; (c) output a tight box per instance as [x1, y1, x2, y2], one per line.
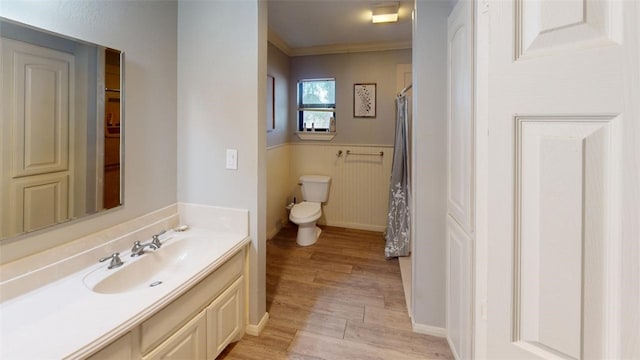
[0, 18, 123, 240]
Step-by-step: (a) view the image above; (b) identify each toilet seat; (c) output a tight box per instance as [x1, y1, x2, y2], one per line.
[289, 202, 321, 224]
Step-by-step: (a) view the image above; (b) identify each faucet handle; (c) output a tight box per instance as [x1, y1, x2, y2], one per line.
[99, 252, 124, 269]
[152, 230, 166, 240]
[151, 230, 166, 248]
[99, 252, 119, 262]
[130, 241, 143, 257]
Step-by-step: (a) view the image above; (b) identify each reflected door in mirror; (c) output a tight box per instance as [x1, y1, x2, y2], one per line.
[0, 18, 124, 241]
[1, 38, 73, 237]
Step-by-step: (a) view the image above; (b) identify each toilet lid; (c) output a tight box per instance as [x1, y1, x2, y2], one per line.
[290, 202, 321, 222]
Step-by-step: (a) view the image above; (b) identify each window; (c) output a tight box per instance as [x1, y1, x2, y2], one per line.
[298, 79, 335, 131]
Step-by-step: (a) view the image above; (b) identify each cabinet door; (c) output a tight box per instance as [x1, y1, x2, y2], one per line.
[143, 310, 207, 360]
[206, 276, 244, 359]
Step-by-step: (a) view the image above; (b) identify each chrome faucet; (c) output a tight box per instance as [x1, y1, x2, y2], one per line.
[130, 241, 157, 257]
[99, 252, 124, 269]
[130, 230, 166, 257]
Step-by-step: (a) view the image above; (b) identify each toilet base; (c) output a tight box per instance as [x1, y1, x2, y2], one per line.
[296, 222, 321, 246]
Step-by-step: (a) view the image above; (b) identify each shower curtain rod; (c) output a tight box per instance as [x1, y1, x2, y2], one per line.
[398, 84, 412, 96]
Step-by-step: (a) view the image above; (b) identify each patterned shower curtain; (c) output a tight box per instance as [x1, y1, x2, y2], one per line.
[385, 94, 410, 258]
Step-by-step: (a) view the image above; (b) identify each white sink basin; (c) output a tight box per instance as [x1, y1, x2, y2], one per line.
[83, 234, 208, 294]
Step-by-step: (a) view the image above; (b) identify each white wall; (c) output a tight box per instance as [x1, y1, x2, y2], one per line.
[177, 0, 267, 326]
[0, 1, 177, 263]
[411, 0, 451, 330]
[290, 50, 411, 145]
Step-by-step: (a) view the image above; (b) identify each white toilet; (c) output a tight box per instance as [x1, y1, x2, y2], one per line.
[289, 175, 331, 246]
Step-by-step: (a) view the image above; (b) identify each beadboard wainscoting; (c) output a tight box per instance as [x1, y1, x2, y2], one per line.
[266, 144, 293, 240]
[267, 143, 393, 239]
[291, 143, 393, 232]
[266, 143, 393, 238]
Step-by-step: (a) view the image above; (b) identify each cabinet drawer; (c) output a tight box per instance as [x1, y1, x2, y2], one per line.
[140, 250, 244, 354]
[86, 332, 133, 360]
[142, 311, 207, 360]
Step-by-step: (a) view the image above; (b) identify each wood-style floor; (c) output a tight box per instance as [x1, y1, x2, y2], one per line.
[218, 225, 453, 360]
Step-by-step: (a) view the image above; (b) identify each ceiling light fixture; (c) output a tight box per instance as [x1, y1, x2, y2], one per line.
[372, 3, 399, 24]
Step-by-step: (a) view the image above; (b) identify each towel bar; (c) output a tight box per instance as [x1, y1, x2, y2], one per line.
[346, 150, 384, 156]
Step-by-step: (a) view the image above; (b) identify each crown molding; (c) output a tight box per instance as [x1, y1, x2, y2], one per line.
[267, 29, 293, 56]
[290, 40, 412, 56]
[268, 29, 411, 57]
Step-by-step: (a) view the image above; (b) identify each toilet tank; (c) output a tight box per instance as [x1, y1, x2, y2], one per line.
[300, 175, 331, 202]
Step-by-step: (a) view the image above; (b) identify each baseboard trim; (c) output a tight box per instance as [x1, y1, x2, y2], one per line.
[245, 312, 269, 336]
[412, 322, 446, 338]
[325, 221, 386, 233]
[267, 224, 281, 240]
[447, 336, 461, 360]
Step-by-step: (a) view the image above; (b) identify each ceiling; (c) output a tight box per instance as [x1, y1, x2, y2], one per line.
[267, 0, 414, 56]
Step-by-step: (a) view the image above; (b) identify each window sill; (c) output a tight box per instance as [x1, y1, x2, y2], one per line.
[296, 132, 336, 141]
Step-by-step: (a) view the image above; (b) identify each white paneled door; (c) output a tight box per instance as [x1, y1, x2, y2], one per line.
[1, 38, 74, 237]
[486, 0, 639, 359]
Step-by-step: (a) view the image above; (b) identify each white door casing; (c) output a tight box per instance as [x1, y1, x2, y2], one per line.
[1, 38, 74, 237]
[485, 0, 639, 359]
[396, 63, 414, 318]
[447, 1, 474, 359]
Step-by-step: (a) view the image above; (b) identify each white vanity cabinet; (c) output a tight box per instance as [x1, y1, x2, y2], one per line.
[86, 246, 246, 360]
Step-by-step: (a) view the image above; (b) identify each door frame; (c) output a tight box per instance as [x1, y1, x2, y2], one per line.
[473, 0, 490, 358]
[445, 0, 476, 359]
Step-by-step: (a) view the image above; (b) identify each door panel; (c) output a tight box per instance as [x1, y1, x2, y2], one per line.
[487, 0, 638, 359]
[515, 115, 616, 358]
[1, 38, 74, 238]
[516, 0, 622, 59]
[447, 216, 472, 360]
[447, 0, 473, 232]
[6, 39, 71, 177]
[11, 173, 69, 234]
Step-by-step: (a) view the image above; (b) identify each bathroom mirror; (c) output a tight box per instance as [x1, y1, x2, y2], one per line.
[0, 18, 123, 240]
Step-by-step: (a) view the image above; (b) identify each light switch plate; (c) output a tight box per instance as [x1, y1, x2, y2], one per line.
[226, 149, 238, 170]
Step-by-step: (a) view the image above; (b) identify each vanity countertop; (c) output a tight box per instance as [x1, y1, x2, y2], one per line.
[0, 228, 249, 359]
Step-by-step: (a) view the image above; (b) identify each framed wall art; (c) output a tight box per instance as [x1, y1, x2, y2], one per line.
[267, 75, 275, 132]
[353, 83, 376, 118]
